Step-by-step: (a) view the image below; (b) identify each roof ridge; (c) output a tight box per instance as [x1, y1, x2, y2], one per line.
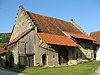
[70, 20, 87, 35]
[28, 11, 69, 23]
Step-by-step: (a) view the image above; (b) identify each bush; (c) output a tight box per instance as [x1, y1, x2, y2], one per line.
[6, 50, 13, 67]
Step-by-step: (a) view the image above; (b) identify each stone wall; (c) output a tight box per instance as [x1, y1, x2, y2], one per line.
[10, 6, 33, 41]
[34, 34, 59, 67]
[96, 47, 100, 60]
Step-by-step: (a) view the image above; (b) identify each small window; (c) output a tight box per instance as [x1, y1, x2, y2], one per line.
[53, 55, 55, 58]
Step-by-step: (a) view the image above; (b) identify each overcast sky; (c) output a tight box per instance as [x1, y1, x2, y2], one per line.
[0, 0, 100, 34]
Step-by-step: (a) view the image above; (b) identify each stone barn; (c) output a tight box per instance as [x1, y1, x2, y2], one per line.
[6, 6, 95, 67]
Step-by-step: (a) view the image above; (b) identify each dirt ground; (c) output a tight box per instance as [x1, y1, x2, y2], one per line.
[91, 67, 100, 75]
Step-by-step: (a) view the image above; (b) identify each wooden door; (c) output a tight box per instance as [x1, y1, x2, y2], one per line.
[28, 56, 34, 67]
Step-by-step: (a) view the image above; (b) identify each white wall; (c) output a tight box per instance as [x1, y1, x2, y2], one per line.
[96, 47, 100, 60]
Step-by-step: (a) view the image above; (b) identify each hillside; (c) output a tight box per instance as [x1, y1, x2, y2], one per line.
[0, 33, 11, 47]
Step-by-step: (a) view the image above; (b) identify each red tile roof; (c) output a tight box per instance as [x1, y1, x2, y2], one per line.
[64, 32, 96, 41]
[90, 31, 100, 45]
[27, 12, 83, 36]
[37, 32, 78, 46]
[0, 47, 6, 54]
[8, 11, 94, 47]
[8, 28, 33, 45]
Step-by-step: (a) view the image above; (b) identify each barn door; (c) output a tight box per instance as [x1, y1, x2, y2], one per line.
[19, 55, 34, 67]
[19, 56, 27, 68]
[27, 55, 34, 67]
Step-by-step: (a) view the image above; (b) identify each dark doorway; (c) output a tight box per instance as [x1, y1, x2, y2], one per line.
[42, 54, 47, 65]
[58, 47, 69, 65]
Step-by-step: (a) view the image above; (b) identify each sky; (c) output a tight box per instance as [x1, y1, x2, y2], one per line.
[0, 0, 100, 34]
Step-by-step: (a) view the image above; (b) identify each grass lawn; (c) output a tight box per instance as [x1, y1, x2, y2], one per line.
[18, 61, 100, 75]
[1, 61, 100, 75]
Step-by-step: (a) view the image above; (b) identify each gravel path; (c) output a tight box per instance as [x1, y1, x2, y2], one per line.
[91, 67, 100, 75]
[0, 67, 28, 75]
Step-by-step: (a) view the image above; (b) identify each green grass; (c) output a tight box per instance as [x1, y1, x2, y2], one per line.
[20, 61, 100, 75]
[1, 61, 100, 75]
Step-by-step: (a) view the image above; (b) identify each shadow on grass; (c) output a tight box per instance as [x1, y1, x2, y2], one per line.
[0, 56, 26, 73]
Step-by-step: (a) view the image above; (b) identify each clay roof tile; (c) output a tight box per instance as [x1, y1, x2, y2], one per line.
[27, 12, 83, 36]
[90, 31, 100, 45]
[65, 32, 96, 41]
[37, 32, 78, 47]
[8, 28, 33, 46]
